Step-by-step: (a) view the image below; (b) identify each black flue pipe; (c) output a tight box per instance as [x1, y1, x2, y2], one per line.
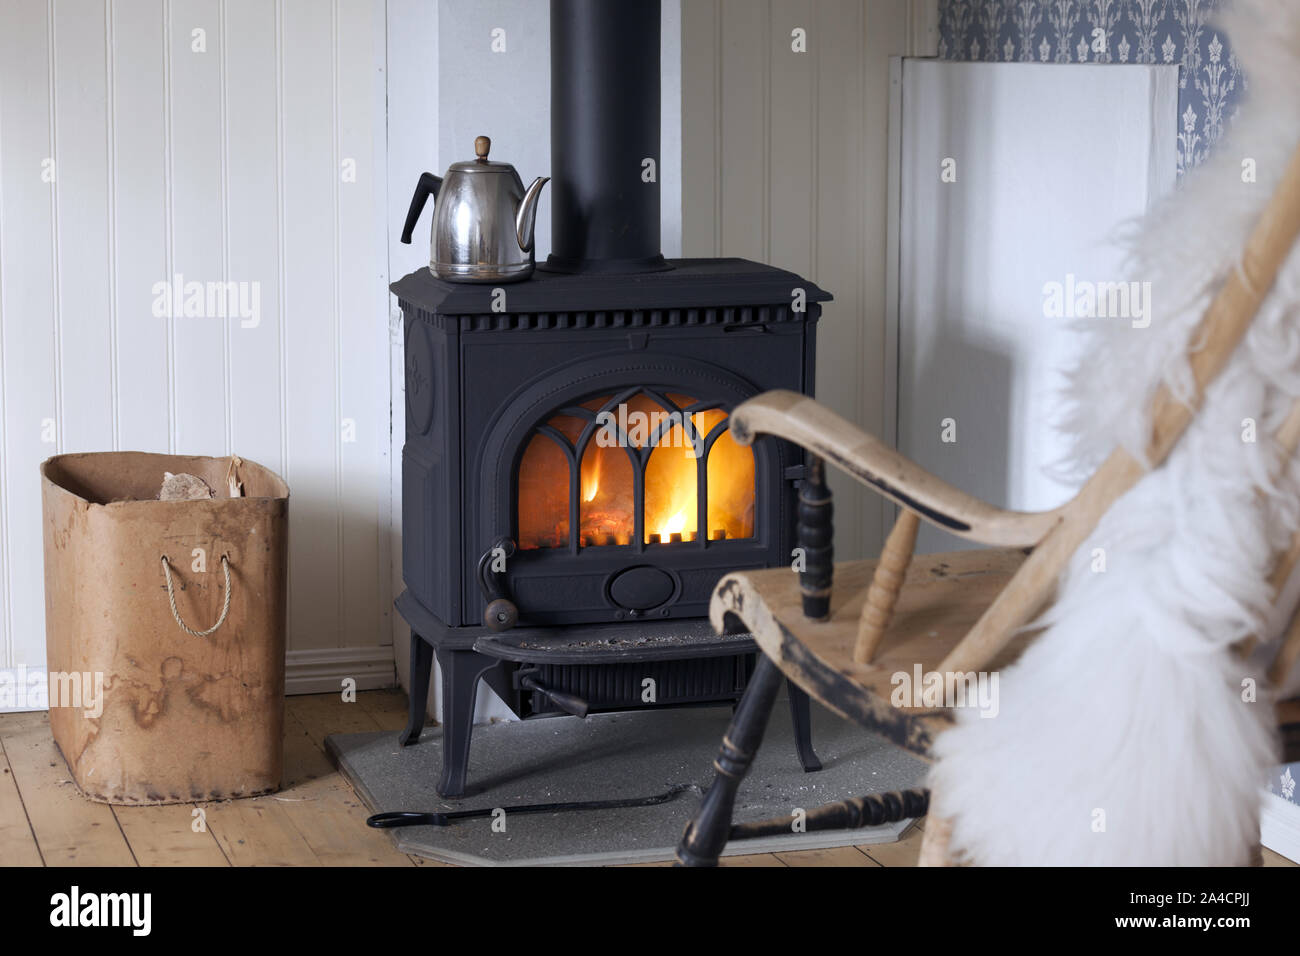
[544, 0, 670, 274]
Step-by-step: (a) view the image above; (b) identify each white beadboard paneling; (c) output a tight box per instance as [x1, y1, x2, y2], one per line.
[112, 0, 172, 454]
[385, 0, 439, 704]
[813, 0, 868, 562]
[857, 0, 911, 552]
[52, 0, 114, 453]
[680, 0, 720, 257]
[0, 0, 59, 668]
[337, 0, 386, 649]
[368, 0, 393, 654]
[281, 0, 342, 651]
[168, 0, 227, 454]
[681, 0, 918, 561]
[768, 0, 815, 280]
[435, 0, 551, 260]
[224, 0, 283, 473]
[718, 0, 767, 263]
[659, 0, 683, 258]
[883, 55, 904, 537]
[387, 0, 439, 289]
[0, 0, 393, 670]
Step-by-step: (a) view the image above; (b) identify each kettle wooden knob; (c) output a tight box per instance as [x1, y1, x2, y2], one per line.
[475, 135, 491, 161]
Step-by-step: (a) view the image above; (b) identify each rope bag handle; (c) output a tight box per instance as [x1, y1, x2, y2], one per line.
[160, 554, 232, 638]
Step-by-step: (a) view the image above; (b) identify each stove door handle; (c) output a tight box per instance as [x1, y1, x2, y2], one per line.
[478, 537, 519, 631]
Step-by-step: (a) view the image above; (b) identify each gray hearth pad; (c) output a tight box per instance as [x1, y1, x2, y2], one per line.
[327, 700, 929, 866]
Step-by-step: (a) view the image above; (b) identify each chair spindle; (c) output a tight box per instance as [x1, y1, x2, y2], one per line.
[854, 509, 921, 664]
[798, 456, 834, 620]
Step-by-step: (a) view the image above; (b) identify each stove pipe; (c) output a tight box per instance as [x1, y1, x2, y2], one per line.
[545, 0, 670, 274]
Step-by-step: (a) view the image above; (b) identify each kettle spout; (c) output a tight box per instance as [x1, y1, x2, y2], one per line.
[515, 176, 550, 253]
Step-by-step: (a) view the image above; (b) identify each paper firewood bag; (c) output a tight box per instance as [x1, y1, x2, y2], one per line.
[40, 452, 289, 805]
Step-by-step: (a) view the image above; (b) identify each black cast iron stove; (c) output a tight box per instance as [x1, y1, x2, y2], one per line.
[392, 0, 832, 798]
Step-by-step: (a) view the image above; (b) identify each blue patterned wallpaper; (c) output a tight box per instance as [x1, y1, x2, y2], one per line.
[1268, 762, 1297, 803]
[937, 0, 1245, 173]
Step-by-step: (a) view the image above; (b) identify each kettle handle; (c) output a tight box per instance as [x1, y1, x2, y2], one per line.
[399, 172, 443, 244]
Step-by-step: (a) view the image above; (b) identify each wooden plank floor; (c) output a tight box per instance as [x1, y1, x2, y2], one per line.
[0, 691, 1294, 868]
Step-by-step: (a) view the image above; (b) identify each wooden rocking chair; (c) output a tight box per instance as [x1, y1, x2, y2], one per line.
[674, 143, 1300, 867]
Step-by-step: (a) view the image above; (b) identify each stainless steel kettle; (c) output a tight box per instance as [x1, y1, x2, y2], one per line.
[399, 136, 549, 283]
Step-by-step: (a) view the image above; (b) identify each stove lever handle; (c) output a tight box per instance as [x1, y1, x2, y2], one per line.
[519, 675, 590, 719]
[478, 537, 519, 631]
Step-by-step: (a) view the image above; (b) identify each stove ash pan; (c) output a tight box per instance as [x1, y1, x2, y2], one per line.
[392, 258, 830, 631]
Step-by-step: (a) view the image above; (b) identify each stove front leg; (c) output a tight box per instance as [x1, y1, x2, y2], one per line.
[399, 631, 435, 746]
[435, 647, 504, 799]
[676, 654, 785, 867]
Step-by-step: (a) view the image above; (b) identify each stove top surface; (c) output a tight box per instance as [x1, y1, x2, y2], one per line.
[391, 256, 833, 316]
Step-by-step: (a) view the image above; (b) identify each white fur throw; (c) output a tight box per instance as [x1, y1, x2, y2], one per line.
[928, 0, 1298, 865]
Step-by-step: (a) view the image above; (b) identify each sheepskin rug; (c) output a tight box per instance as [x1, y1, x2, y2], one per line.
[927, 0, 1299, 866]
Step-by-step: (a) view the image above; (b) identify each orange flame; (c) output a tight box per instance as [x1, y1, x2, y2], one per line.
[517, 397, 755, 550]
[582, 451, 601, 503]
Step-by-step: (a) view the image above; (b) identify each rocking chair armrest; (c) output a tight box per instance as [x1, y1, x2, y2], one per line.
[730, 390, 1063, 547]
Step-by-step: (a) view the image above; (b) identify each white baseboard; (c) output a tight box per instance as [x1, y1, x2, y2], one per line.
[0, 648, 398, 711]
[1261, 788, 1300, 863]
[285, 647, 397, 696]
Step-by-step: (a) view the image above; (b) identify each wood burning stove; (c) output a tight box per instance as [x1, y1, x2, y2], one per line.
[391, 0, 833, 798]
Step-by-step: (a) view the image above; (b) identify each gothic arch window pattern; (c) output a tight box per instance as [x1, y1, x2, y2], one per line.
[515, 389, 756, 551]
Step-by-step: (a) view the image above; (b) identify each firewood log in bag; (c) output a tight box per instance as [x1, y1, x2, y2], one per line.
[40, 452, 289, 805]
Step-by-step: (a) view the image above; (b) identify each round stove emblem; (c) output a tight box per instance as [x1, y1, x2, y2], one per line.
[608, 565, 677, 611]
